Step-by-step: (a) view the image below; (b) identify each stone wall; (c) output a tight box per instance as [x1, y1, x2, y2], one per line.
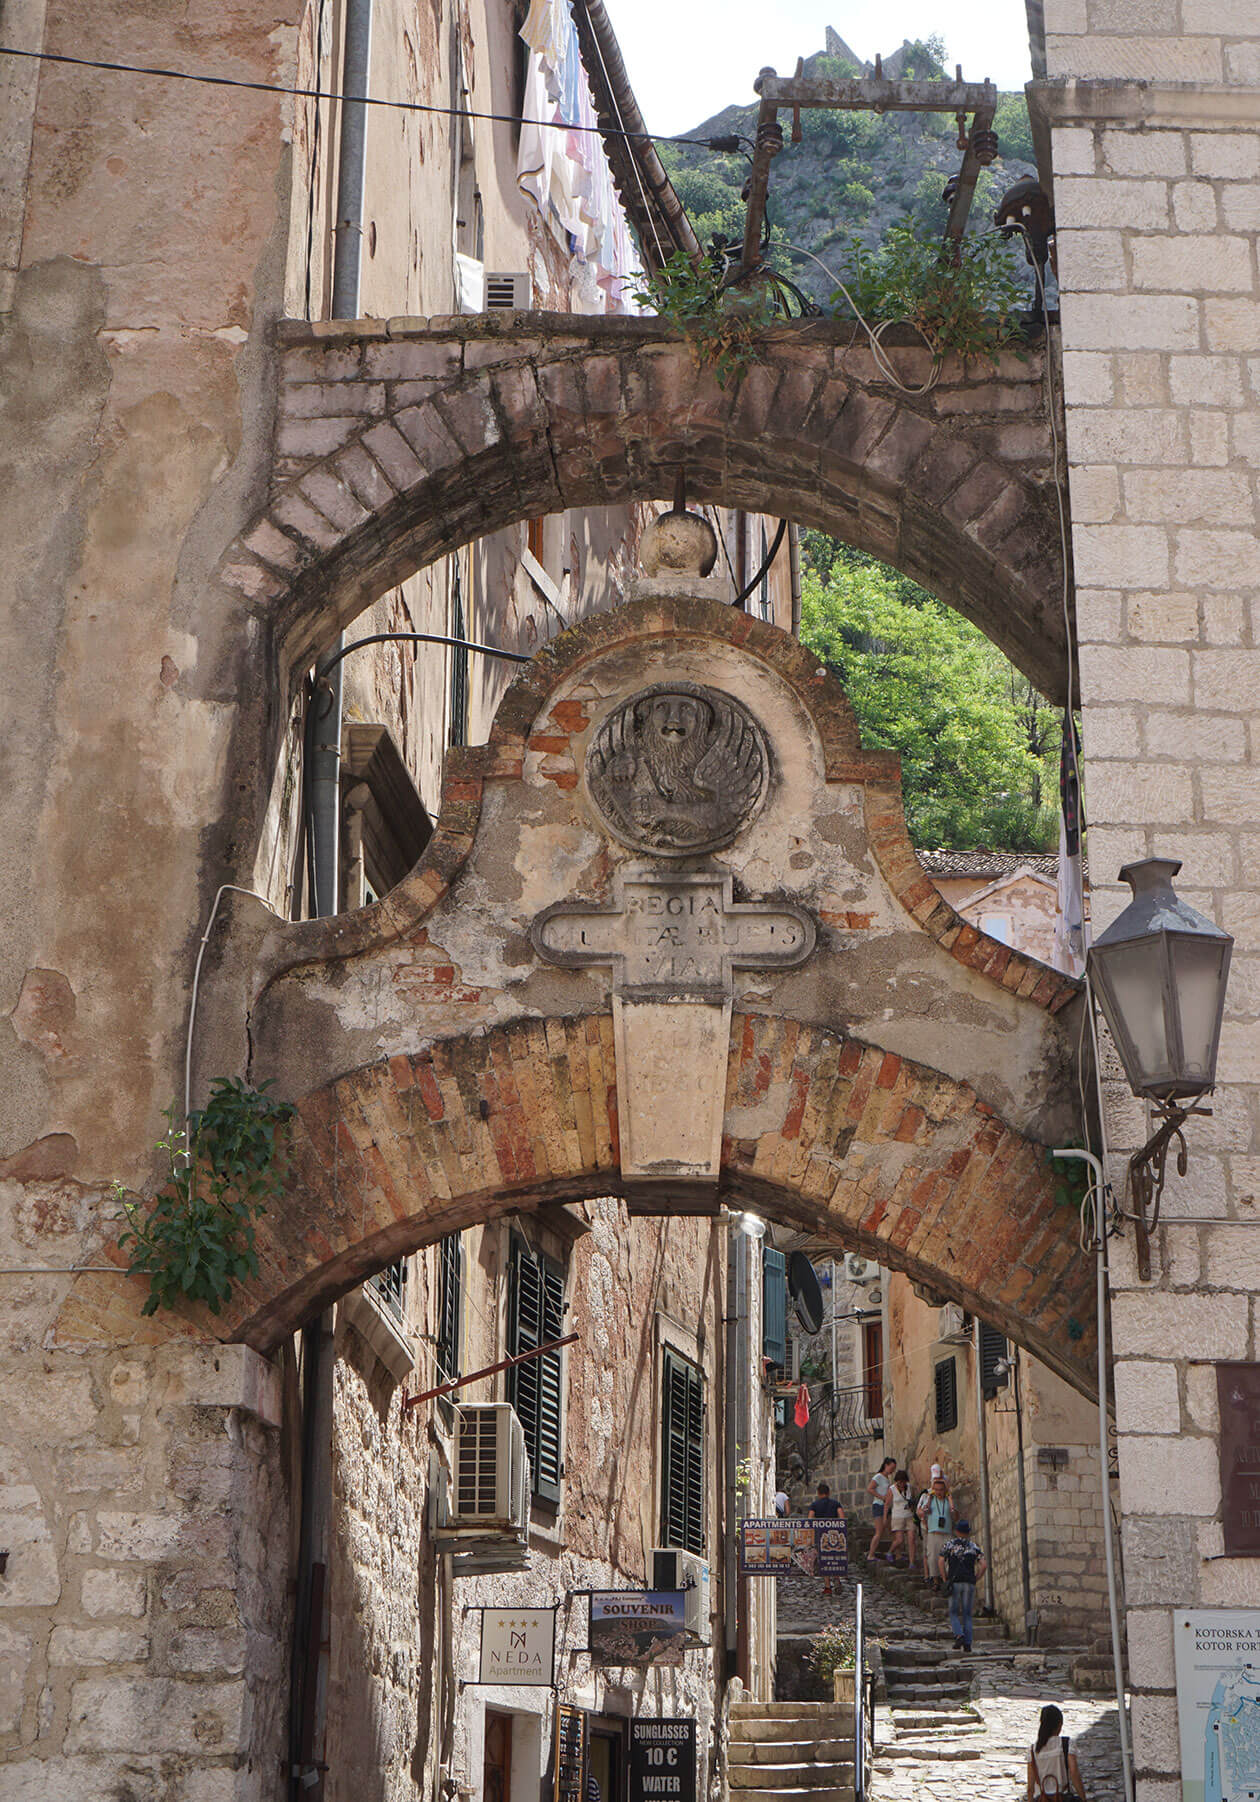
[1040, 0, 1260, 1790]
[0, 1342, 289, 1798]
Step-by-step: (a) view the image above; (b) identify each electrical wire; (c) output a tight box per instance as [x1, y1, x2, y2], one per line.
[0, 42, 726, 150]
[186, 884, 280, 1131]
[578, 15, 668, 272]
[777, 240, 942, 395]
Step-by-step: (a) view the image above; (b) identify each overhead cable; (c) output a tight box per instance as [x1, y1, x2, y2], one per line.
[0, 42, 729, 149]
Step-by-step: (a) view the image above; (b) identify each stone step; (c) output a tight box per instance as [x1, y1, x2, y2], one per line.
[730, 1763, 854, 1791]
[877, 1744, 987, 1763]
[730, 1717, 852, 1744]
[886, 1679, 973, 1693]
[732, 1787, 854, 1802]
[729, 1739, 854, 1766]
[889, 1713, 983, 1732]
[731, 1703, 851, 1720]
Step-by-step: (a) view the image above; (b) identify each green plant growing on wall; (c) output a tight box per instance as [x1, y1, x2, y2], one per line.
[117, 1077, 296, 1316]
[832, 222, 1025, 364]
[807, 1621, 857, 1685]
[1050, 1152, 1096, 1223]
[632, 249, 779, 389]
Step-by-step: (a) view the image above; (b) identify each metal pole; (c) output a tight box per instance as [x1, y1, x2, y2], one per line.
[1054, 1145, 1135, 1802]
[854, 1581, 864, 1802]
[972, 1316, 995, 1615]
[404, 1333, 578, 1409]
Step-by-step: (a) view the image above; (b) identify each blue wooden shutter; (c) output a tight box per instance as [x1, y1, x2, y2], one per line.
[763, 1246, 788, 1371]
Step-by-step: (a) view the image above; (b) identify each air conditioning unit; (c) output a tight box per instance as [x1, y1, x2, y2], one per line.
[485, 270, 530, 310]
[440, 1403, 530, 1532]
[650, 1548, 711, 1644]
[938, 1303, 972, 1344]
[845, 1254, 879, 1285]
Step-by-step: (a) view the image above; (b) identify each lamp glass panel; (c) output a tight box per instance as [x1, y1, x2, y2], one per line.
[1171, 935, 1228, 1087]
[1095, 937, 1172, 1090]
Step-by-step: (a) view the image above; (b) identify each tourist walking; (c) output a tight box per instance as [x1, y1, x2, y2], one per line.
[887, 1469, 914, 1566]
[921, 1472, 953, 1591]
[867, 1456, 897, 1560]
[808, 1481, 844, 1597]
[938, 1517, 986, 1650]
[1027, 1704, 1088, 1799]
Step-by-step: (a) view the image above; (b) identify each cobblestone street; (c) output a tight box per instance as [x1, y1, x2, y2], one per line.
[777, 1566, 1128, 1800]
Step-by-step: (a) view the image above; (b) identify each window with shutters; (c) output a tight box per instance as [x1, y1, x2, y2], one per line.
[660, 1348, 705, 1556]
[435, 1233, 463, 1388]
[934, 1357, 959, 1434]
[762, 1246, 787, 1371]
[507, 1237, 565, 1506]
[979, 1322, 1009, 1398]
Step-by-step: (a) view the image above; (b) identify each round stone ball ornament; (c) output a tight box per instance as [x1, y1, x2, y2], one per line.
[585, 682, 770, 856]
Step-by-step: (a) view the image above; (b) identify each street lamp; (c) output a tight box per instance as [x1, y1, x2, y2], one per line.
[1087, 858, 1233, 1277]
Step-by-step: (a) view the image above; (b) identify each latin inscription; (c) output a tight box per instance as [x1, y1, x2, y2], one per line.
[532, 871, 815, 999]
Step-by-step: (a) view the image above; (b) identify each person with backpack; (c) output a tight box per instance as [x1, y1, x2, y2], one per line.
[937, 1517, 986, 1651]
[1027, 1703, 1087, 1800]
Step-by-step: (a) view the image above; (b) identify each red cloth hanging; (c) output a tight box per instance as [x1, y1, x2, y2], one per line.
[794, 1382, 811, 1428]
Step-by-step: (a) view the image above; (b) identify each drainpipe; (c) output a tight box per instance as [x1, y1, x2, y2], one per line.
[788, 521, 802, 639]
[310, 0, 373, 917]
[725, 1223, 749, 1684]
[971, 1317, 995, 1616]
[1053, 1145, 1135, 1802]
[291, 0, 373, 1789]
[1011, 1348, 1034, 1642]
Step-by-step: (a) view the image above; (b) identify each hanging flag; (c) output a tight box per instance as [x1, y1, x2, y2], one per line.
[794, 1382, 811, 1428]
[1055, 711, 1087, 976]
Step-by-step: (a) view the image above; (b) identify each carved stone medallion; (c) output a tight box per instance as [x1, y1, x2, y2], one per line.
[585, 683, 769, 856]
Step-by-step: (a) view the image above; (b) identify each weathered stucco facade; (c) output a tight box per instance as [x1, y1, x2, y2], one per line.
[5, 0, 1260, 1798]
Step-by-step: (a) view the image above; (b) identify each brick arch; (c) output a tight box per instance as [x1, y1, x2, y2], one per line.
[226, 313, 1070, 701]
[215, 1015, 1094, 1396]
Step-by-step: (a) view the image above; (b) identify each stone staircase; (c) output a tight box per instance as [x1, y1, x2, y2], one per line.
[728, 1701, 857, 1802]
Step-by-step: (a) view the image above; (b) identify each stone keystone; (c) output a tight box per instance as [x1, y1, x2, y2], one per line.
[532, 866, 816, 1183]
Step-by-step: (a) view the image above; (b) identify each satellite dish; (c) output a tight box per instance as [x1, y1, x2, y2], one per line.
[788, 1252, 825, 1335]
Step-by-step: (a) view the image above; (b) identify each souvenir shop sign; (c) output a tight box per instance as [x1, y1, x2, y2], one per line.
[477, 1608, 556, 1686]
[589, 1591, 688, 1668]
[739, 1517, 848, 1578]
[629, 1719, 697, 1802]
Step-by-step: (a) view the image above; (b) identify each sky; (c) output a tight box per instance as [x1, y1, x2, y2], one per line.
[605, 1, 1034, 138]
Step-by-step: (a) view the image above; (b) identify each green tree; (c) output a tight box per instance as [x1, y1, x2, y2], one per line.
[993, 93, 1036, 167]
[798, 538, 1061, 850]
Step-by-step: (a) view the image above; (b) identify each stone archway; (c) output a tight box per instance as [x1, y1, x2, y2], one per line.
[224, 313, 1070, 699]
[173, 591, 1094, 1393]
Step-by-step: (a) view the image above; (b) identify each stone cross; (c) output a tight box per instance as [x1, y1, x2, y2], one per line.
[532, 867, 814, 999]
[532, 867, 815, 1184]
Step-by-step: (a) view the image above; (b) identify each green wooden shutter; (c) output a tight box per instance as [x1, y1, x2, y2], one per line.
[435, 1233, 462, 1387]
[661, 1349, 705, 1555]
[979, 1322, 1009, 1398]
[762, 1246, 787, 1371]
[934, 1357, 958, 1433]
[508, 1238, 564, 1505]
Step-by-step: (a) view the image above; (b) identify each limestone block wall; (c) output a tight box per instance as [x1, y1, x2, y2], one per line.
[1042, 0, 1260, 1792]
[0, 1342, 289, 1796]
